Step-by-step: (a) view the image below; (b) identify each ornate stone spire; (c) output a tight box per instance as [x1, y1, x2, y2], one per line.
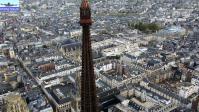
[80, 0, 90, 9]
[80, 0, 98, 112]
[80, 0, 92, 26]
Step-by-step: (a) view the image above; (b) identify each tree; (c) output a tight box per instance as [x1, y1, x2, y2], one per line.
[128, 21, 161, 33]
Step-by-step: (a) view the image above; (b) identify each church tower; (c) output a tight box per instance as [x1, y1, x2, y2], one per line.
[80, 0, 98, 112]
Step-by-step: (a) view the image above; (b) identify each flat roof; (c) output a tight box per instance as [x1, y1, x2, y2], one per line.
[131, 98, 155, 109]
[46, 82, 76, 104]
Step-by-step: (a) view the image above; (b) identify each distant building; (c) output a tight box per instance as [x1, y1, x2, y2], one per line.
[39, 63, 55, 72]
[2, 93, 29, 112]
[9, 48, 15, 59]
[69, 29, 81, 37]
[25, 90, 53, 112]
[44, 82, 79, 112]
[191, 76, 199, 86]
[179, 83, 199, 98]
[96, 60, 142, 88]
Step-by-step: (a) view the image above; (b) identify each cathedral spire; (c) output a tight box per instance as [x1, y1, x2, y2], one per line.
[80, 0, 90, 9]
[80, 0, 98, 112]
[80, 0, 92, 26]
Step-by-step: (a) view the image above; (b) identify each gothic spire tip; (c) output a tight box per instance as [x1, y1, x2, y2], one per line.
[81, 0, 90, 9]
